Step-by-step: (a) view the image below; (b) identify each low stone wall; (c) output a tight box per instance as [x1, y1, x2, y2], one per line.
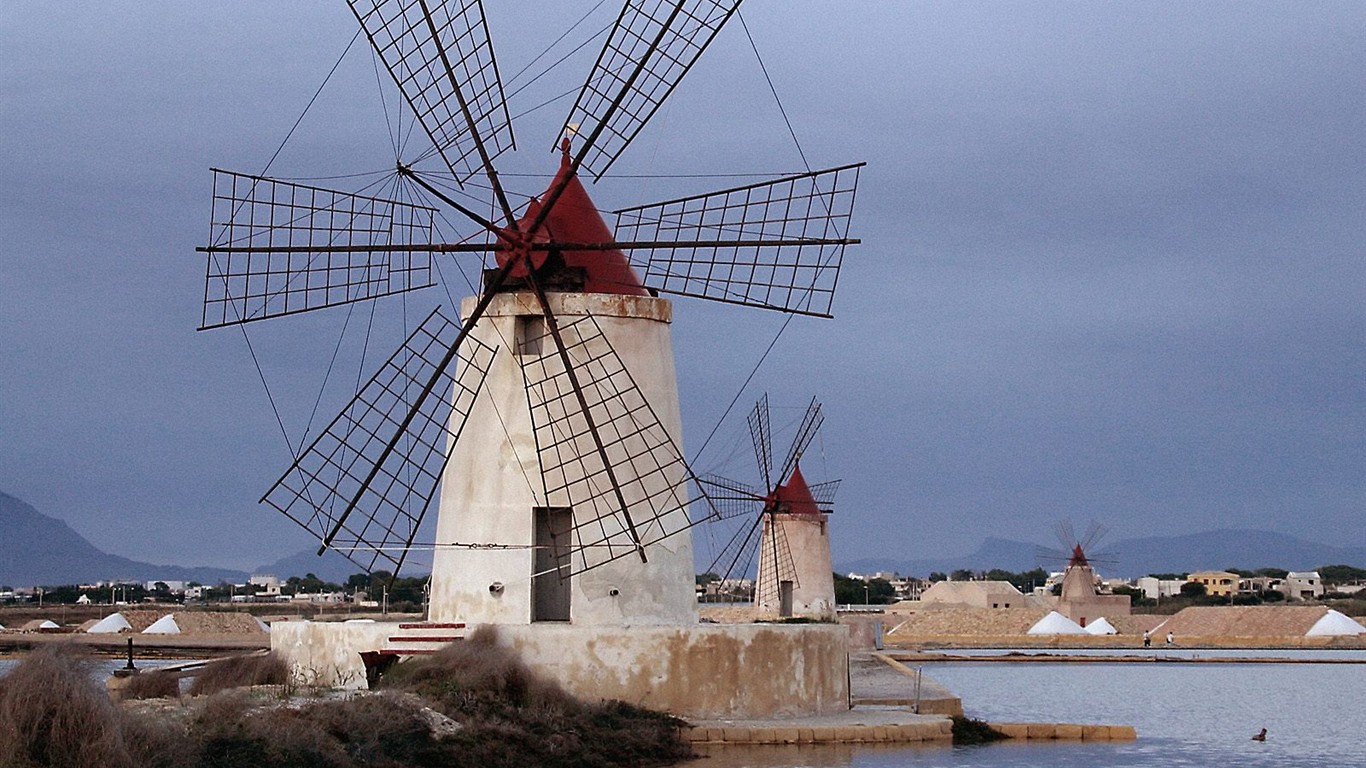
[682, 720, 952, 744]
[272, 621, 850, 720]
[990, 722, 1137, 741]
[679, 720, 1136, 744]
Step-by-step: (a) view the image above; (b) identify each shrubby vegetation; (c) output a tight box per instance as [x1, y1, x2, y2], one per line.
[833, 573, 896, 604]
[0, 635, 692, 768]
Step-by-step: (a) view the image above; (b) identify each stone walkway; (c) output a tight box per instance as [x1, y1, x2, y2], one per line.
[682, 653, 958, 745]
[849, 653, 961, 714]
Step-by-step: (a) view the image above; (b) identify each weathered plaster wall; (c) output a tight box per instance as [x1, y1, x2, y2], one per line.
[428, 292, 697, 627]
[498, 623, 849, 719]
[756, 514, 836, 619]
[272, 620, 393, 689]
[272, 621, 851, 719]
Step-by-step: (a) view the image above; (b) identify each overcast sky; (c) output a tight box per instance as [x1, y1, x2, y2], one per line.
[3, 3, 1364, 572]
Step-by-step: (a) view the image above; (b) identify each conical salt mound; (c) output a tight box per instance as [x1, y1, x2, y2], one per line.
[88, 613, 132, 634]
[142, 614, 181, 634]
[1084, 617, 1118, 635]
[1306, 609, 1366, 637]
[1027, 610, 1087, 635]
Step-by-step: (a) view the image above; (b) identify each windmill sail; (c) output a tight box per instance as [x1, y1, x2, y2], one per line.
[755, 516, 800, 603]
[350, 0, 515, 190]
[807, 479, 840, 508]
[614, 163, 863, 317]
[747, 393, 773, 488]
[200, 169, 437, 329]
[561, 0, 743, 180]
[776, 396, 823, 483]
[696, 474, 763, 519]
[520, 313, 714, 575]
[262, 307, 496, 574]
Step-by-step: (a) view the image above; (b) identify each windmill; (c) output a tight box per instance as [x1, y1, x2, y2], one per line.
[700, 395, 840, 618]
[197, 1, 862, 627]
[1037, 520, 1130, 626]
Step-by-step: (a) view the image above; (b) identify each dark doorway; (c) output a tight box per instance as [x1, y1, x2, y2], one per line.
[779, 580, 794, 618]
[533, 507, 572, 622]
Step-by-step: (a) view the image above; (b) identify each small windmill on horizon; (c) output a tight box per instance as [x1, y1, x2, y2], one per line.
[1037, 521, 1130, 626]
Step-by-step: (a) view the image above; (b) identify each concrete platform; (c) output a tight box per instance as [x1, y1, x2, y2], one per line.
[850, 653, 962, 715]
[273, 620, 850, 719]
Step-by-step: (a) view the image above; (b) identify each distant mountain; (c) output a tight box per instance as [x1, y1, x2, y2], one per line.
[253, 548, 375, 585]
[839, 529, 1366, 579]
[0, 491, 247, 587]
[839, 537, 1039, 577]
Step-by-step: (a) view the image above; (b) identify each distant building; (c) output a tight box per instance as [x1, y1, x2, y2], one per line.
[145, 580, 188, 593]
[1136, 576, 1185, 600]
[888, 576, 926, 601]
[1241, 576, 1285, 596]
[920, 580, 1024, 609]
[249, 574, 281, 596]
[1283, 572, 1323, 601]
[1188, 571, 1239, 597]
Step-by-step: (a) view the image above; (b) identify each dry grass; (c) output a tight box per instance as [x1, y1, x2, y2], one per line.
[0, 632, 693, 768]
[0, 644, 134, 767]
[187, 652, 288, 696]
[382, 626, 694, 767]
[382, 626, 574, 713]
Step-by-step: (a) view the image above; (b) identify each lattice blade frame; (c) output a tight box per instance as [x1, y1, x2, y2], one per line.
[697, 474, 763, 519]
[262, 307, 497, 575]
[350, 0, 514, 183]
[777, 397, 823, 483]
[614, 163, 862, 317]
[562, 0, 742, 180]
[807, 479, 840, 509]
[520, 313, 713, 575]
[747, 393, 773, 488]
[200, 169, 437, 329]
[704, 510, 763, 585]
[755, 514, 800, 607]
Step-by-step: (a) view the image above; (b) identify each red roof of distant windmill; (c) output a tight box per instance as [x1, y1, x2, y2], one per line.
[769, 463, 823, 518]
[1069, 544, 1089, 568]
[496, 140, 648, 296]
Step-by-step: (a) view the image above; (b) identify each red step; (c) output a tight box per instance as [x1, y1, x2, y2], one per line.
[387, 635, 463, 643]
[398, 622, 466, 630]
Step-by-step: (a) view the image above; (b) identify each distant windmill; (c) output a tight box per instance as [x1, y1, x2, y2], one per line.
[700, 395, 840, 618]
[196, 1, 862, 626]
[1038, 520, 1129, 626]
[1036, 521, 1117, 582]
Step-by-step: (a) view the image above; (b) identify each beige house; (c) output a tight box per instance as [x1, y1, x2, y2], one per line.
[920, 580, 1025, 609]
[1188, 571, 1239, 597]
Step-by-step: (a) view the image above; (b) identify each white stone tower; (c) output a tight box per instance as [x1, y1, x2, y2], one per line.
[753, 464, 836, 619]
[427, 153, 698, 627]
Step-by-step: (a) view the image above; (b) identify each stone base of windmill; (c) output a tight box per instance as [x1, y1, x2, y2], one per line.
[271, 620, 850, 720]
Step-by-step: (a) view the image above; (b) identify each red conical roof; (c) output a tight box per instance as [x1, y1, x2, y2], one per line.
[496, 143, 647, 296]
[772, 463, 822, 518]
[1068, 544, 1089, 568]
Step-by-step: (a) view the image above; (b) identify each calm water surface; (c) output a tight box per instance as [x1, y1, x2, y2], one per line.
[693, 652, 1366, 767]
